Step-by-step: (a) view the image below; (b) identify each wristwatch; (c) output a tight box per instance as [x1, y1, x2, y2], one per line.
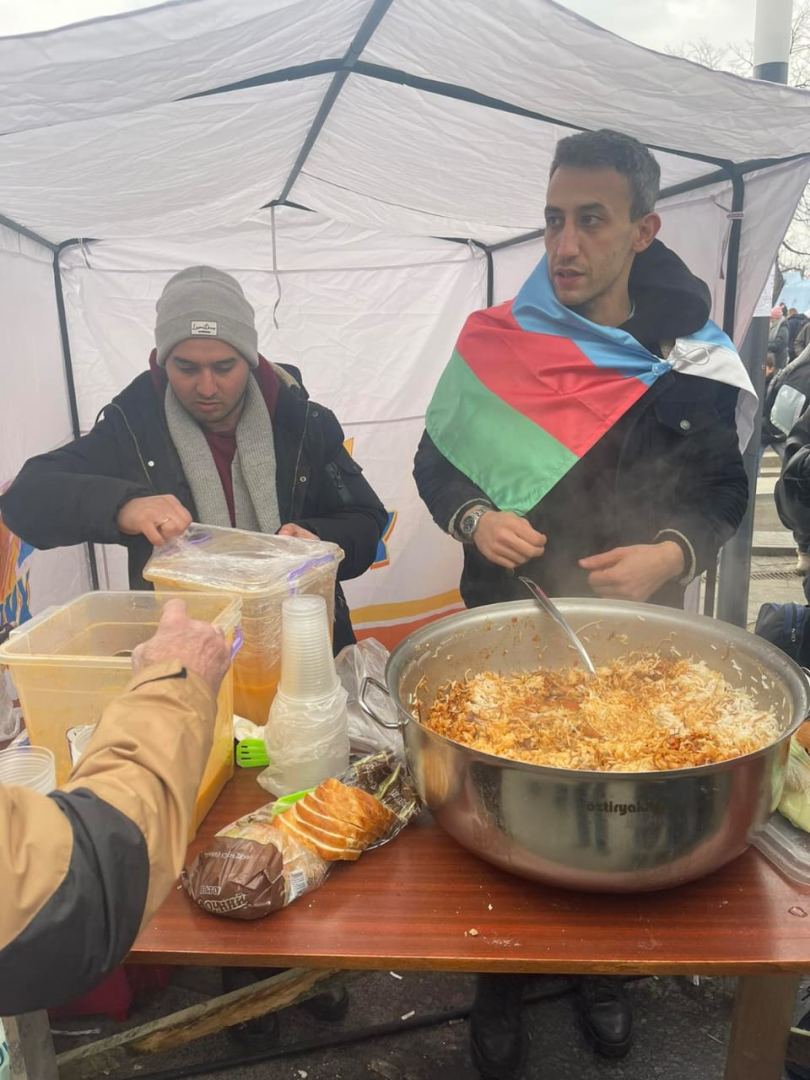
[458, 504, 491, 542]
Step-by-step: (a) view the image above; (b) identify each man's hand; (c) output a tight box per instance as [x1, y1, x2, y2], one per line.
[579, 541, 685, 602]
[473, 511, 547, 569]
[277, 523, 319, 541]
[116, 495, 192, 546]
[131, 599, 231, 697]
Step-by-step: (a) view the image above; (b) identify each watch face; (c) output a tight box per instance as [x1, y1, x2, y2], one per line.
[461, 511, 479, 537]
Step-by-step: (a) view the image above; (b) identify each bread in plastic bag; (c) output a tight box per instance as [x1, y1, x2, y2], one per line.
[144, 523, 343, 726]
[336, 638, 404, 759]
[183, 752, 420, 920]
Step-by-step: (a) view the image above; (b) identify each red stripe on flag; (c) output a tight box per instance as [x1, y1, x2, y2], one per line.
[458, 303, 649, 456]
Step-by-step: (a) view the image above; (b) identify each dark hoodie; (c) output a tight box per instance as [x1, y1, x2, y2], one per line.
[413, 240, 748, 610]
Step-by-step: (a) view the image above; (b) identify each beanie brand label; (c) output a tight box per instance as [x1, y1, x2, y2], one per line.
[191, 320, 218, 336]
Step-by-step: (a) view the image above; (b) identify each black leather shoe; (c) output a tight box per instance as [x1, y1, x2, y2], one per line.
[576, 976, 633, 1059]
[300, 985, 350, 1022]
[469, 973, 529, 1079]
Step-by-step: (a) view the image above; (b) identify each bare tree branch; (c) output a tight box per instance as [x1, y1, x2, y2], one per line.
[673, 1, 810, 280]
[782, 240, 810, 259]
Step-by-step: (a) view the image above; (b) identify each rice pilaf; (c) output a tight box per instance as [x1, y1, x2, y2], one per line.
[421, 653, 779, 771]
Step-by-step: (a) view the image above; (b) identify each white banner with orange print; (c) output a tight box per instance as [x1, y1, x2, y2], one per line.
[0, 485, 34, 628]
[340, 418, 465, 649]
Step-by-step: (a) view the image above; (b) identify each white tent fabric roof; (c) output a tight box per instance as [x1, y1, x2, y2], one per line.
[2, 0, 810, 631]
[1, 0, 809, 244]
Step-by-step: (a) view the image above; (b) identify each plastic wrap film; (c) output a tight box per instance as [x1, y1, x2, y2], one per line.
[260, 682, 350, 798]
[779, 738, 810, 833]
[144, 524, 343, 725]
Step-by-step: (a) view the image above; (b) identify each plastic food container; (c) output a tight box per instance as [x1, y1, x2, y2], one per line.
[752, 812, 810, 885]
[144, 525, 343, 726]
[0, 591, 241, 832]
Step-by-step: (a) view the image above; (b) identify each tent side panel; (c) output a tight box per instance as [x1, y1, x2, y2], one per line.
[0, 224, 91, 616]
[60, 232, 487, 643]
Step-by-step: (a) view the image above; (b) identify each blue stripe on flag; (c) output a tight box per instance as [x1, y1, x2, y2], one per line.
[512, 256, 670, 384]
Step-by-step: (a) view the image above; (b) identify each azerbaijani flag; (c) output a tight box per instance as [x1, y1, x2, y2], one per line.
[425, 255, 675, 515]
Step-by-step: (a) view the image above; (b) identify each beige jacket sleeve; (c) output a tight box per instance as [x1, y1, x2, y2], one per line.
[0, 661, 217, 1014]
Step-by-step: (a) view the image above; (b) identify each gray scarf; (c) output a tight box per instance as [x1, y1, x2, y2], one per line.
[164, 376, 280, 534]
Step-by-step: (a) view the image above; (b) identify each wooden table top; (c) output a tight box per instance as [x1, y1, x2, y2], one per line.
[131, 769, 810, 975]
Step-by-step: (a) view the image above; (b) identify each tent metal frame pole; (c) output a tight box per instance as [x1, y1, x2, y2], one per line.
[0, 215, 100, 590]
[0, 213, 56, 252]
[277, 0, 395, 205]
[715, 169, 766, 627]
[52, 239, 100, 590]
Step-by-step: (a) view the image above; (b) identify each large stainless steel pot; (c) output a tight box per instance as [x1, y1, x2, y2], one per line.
[361, 599, 810, 892]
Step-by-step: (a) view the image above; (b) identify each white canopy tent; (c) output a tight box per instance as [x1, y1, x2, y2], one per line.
[1, 0, 809, 641]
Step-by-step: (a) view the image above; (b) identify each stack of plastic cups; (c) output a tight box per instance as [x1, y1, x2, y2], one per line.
[280, 595, 340, 700]
[0, 745, 56, 794]
[263, 596, 350, 795]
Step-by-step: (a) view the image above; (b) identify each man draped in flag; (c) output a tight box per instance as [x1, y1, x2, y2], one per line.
[414, 130, 754, 1079]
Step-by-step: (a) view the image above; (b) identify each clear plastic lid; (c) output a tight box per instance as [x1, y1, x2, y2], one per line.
[144, 523, 343, 595]
[752, 811, 810, 885]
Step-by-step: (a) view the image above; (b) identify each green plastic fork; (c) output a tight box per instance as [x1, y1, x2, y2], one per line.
[234, 737, 269, 768]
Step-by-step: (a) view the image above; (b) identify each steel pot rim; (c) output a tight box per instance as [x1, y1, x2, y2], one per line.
[385, 597, 810, 783]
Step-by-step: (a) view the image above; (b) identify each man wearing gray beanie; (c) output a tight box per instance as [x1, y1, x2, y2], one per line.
[1, 264, 388, 658]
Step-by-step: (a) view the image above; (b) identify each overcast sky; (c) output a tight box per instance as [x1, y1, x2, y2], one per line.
[561, 0, 754, 54]
[0, 0, 756, 52]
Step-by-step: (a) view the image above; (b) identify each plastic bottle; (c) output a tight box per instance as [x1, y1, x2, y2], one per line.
[262, 596, 350, 796]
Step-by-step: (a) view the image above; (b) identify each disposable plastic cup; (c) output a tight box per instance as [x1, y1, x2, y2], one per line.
[278, 596, 339, 701]
[0, 745, 56, 794]
[67, 724, 98, 767]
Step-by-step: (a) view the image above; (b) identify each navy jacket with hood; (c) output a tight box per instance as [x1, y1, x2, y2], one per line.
[413, 241, 748, 610]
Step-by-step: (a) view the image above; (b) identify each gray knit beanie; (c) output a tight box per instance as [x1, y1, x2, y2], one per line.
[155, 266, 259, 368]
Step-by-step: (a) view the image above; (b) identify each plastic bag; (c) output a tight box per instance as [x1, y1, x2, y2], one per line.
[779, 738, 810, 832]
[0, 1019, 9, 1080]
[259, 683, 350, 797]
[0, 670, 20, 743]
[0, 623, 21, 743]
[144, 523, 343, 726]
[184, 751, 420, 920]
[336, 638, 404, 759]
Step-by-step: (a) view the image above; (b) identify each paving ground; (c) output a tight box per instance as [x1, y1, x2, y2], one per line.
[51, 454, 810, 1080]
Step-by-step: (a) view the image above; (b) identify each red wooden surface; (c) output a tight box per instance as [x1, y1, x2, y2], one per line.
[131, 769, 810, 974]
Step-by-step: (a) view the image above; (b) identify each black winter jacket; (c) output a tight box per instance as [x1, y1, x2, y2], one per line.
[0, 364, 388, 651]
[761, 350, 810, 450]
[414, 242, 748, 610]
[775, 408, 810, 545]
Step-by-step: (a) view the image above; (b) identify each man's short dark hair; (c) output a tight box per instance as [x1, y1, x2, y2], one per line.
[550, 130, 661, 220]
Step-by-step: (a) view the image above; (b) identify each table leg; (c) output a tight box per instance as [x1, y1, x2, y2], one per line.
[3, 1011, 58, 1080]
[724, 973, 801, 1080]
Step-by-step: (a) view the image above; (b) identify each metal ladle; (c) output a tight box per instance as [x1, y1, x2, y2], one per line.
[518, 576, 597, 676]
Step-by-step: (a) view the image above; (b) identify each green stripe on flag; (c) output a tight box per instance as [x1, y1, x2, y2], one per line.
[426, 349, 578, 515]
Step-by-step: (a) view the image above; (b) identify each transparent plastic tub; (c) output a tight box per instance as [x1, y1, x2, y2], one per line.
[752, 812, 810, 886]
[0, 591, 241, 833]
[144, 525, 343, 726]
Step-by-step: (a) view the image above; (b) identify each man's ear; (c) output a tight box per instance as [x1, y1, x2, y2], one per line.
[632, 211, 661, 254]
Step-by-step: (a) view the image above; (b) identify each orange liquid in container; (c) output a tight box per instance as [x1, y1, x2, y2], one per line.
[144, 525, 342, 727]
[0, 592, 241, 836]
